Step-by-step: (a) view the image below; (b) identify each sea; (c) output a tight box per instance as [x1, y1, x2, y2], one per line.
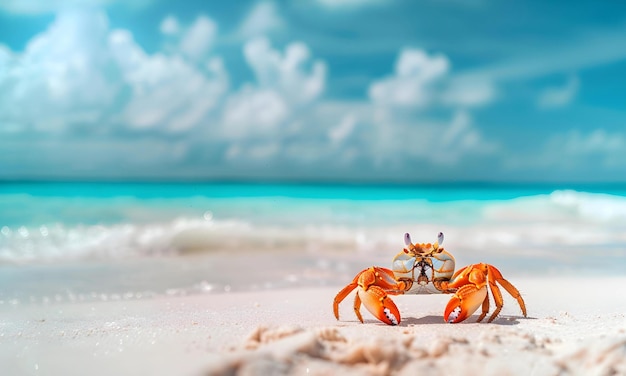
[2, 182, 626, 305]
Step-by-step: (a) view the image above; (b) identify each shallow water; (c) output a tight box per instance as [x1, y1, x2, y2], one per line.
[2, 182, 626, 304]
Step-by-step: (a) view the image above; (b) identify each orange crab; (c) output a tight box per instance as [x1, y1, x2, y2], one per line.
[333, 232, 527, 325]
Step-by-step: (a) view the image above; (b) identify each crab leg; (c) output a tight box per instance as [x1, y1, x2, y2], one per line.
[333, 282, 356, 322]
[476, 290, 490, 323]
[333, 267, 406, 325]
[487, 269, 504, 322]
[353, 292, 363, 323]
[487, 265, 527, 321]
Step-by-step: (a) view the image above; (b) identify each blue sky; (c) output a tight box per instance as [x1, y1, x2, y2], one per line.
[1, 0, 626, 182]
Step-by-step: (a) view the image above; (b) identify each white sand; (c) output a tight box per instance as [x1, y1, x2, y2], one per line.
[2, 276, 626, 375]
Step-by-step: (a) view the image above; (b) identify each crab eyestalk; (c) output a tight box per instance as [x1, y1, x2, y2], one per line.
[433, 232, 444, 251]
[404, 233, 412, 247]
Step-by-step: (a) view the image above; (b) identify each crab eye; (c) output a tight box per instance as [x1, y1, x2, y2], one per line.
[404, 233, 412, 246]
[437, 232, 444, 245]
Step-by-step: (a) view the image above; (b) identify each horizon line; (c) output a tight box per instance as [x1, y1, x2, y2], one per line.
[3, 177, 626, 189]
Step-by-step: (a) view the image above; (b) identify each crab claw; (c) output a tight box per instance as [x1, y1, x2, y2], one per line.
[358, 285, 401, 325]
[443, 285, 487, 323]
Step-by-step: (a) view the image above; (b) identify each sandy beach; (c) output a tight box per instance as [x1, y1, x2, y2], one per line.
[3, 0, 626, 372]
[2, 275, 625, 376]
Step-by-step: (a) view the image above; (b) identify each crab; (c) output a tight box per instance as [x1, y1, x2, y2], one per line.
[333, 232, 527, 325]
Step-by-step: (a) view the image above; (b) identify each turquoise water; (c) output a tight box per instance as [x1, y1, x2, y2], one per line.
[0, 181, 564, 201]
[6, 181, 626, 204]
[3, 182, 626, 258]
[1, 182, 626, 304]
[4, 181, 626, 226]
[0, 182, 543, 228]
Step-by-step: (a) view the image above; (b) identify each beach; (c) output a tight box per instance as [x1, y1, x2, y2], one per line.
[4, 1, 626, 374]
[2, 274, 626, 375]
[2, 183, 626, 375]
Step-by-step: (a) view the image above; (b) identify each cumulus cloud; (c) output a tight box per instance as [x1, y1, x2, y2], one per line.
[0, 11, 121, 132]
[365, 48, 497, 167]
[0, 11, 228, 136]
[109, 29, 228, 132]
[365, 109, 496, 167]
[369, 48, 449, 108]
[537, 76, 579, 108]
[221, 87, 289, 138]
[158, 15, 219, 63]
[179, 16, 218, 62]
[219, 37, 326, 146]
[159, 15, 180, 36]
[369, 48, 494, 109]
[0, 9, 336, 178]
[238, 1, 284, 38]
[0, 8, 498, 181]
[243, 37, 326, 105]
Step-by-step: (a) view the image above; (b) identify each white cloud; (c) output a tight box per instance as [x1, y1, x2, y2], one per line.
[369, 49, 449, 108]
[159, 15, 180, 36]
[0, 9, 334, 175]
[0, 44, 13, 64]
[179, 15, 218, 62]
[369, 48, 496, 109]
[238, 1, 284, 38]
[367, 109, 495, 166]
[329, 114, 356, 144]
[437, 111, 493, 163]
[0, 10, 228, 136]
[219, 37, 326, 145]
[158, 14, 220, 63]
[243, 37, 326, 105]
[109, 29, 228, 132]
[442, 77, 496, 107]
[365, 48, 497, 167]
[537, 76, 579, 109]
[0, 8, 498, 180]
[0, 11, 120, 132]
[221, 87, 288, 139]
[395, 49, 449, 80]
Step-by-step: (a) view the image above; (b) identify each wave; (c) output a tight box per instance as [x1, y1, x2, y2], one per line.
[2, 190, 626, 264]
[483, 190, 626, 223]
[0, 217, 406, 264]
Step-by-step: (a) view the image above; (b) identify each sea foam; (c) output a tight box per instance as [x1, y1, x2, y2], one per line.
[2, 190, 626, 266]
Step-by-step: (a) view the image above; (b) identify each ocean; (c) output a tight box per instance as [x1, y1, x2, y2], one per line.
[2, 182, 626, 305]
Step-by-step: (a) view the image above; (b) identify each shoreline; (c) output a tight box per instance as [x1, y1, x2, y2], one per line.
[2, 277, 626, 375]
